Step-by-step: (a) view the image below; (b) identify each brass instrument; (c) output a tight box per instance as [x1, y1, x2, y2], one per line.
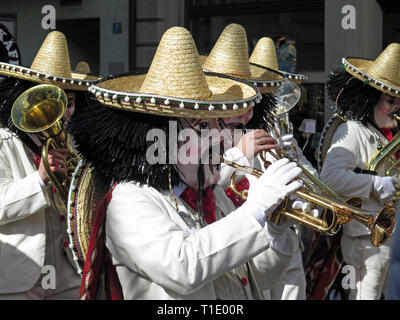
[267, 80, 394, 246]
[222, 146, 396, 246]
[11, 84, 79, 200]
[271, 79, 301, 159]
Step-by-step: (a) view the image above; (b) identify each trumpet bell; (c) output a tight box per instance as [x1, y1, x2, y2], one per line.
[11, 84, 67, 134]
[273, 79, 301, 116]
[10, 84, 76, 201]
[370, 202, 396, 247]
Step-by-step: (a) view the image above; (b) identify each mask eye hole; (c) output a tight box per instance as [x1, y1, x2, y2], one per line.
[199, 122, 209, 130]
[386, 95, 395, 105]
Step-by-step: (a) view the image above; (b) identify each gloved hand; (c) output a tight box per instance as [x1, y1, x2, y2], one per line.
[289, 194, 320, 218]
[372, 175, 397, 203]
[277, 133, 297, 159]
[268, 195, 319, 232]
[277, 133, 294, 149]
[246, 158, 303, 218]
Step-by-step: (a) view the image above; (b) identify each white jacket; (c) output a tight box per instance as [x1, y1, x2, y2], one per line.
[0, 128, 77, 293]
[105, 181, 297, 300]
[320, 120, 392, 237]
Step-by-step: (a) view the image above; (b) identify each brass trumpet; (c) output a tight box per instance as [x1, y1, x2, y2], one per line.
[11, 84, 79, 201]
[222, 147, 396, 246]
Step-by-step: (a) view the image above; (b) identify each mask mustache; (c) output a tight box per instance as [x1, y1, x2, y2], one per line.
[199, 141, 224, 166]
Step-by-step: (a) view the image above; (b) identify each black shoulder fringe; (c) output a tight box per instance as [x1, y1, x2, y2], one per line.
[68, 93, 181, 191]
[326, 68, 381, 122]
[246, 93, 277, 130]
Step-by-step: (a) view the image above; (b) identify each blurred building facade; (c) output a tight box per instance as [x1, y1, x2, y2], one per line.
[0, 0, 399, 162]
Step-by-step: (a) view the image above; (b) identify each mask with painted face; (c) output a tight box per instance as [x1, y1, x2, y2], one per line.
[177, 118, 224, 190]
[374, 93, 400, 129]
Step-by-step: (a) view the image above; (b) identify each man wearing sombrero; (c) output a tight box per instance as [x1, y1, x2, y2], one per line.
[317, 43, 400, 299]
[202, 25, 316, 300]
[69, 26, 305, 300]
[249, 37, 318, 301]
[0, 31, 98, 299]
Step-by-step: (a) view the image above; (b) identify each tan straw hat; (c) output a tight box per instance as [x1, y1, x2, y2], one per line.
[202, 24, 284, 94]
[342, 43, 400, 98]
[74, 61, 91, 75]
[0, 31, 99, 91]
[90, 26, 260, 118]
[249, 37, 307, 84]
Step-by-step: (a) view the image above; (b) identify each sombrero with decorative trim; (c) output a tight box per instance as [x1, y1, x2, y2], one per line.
[89, 26, 261, 118]
[0, 31, 99, 91]
[201, 24, 284, 94]
[342, 43, 400, 98]
[67, 159, 110, 272]
[249, 37, 308, 84]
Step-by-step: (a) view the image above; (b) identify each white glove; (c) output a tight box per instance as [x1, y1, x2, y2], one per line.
[246, 158, 303, 218]
[268, 195, 319, 231]
[277, 133, 294, 149]
[372, 175, 397, 203]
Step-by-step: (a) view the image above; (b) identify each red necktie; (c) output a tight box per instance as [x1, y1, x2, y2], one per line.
[224, 177, 250, 208]
[180, 187, 216, 224]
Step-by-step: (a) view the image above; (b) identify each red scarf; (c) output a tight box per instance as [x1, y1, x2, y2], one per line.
[180, 187, 216, 224]
[381, 128, 399, 160]
[224, 177, 250, 207]
[79, 185, 124, 300]
[33, 154, 41, 168]
[381, 128, 393, 142]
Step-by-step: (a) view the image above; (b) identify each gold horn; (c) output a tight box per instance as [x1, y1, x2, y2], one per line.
[222, 149, 396, 246]
[262, 148, 395, 246]
[11, 84, 79, 201]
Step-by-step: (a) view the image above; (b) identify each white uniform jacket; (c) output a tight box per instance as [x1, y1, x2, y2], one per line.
[0, 128, 76, 293]
[105, 181, 298, 300]
[320, 120, 391, 237]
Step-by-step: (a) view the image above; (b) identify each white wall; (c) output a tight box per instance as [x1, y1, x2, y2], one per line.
[0, 0, 129, 76]
[324, 0, 383, 122]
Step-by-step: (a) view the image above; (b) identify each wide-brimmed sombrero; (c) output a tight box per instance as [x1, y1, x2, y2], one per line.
[201, 24, 284, 94]
[0, 31, 99, 91]
[89, 26, 261, 118]
[249, 37, 308, 84]
[342, 43, 400, 98]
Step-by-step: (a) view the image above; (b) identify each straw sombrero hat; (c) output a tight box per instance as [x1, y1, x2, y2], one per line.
[342, 43, 400, 98]
[0, 31, 99, 91]
[74, 61, 91, 75]
[89, 26, 261, 118]
[201, 24, 284, 94]
[249, 37, 308, 84]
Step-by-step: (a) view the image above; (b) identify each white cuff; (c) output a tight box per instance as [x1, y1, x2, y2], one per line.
[224, 147, 251, 167]
[35, 170, 47, 188]
[234, 201, 266, 229]
[263, 222, 294, 256]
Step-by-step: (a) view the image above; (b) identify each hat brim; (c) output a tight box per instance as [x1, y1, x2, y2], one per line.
[199, 55, 284, 94]
[89, 71, 262, 118]
[249, 62, 307, 85]
[67, 159, 110, 271]
[343, 57, 400, 98]
[0, 62, 100, 91]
